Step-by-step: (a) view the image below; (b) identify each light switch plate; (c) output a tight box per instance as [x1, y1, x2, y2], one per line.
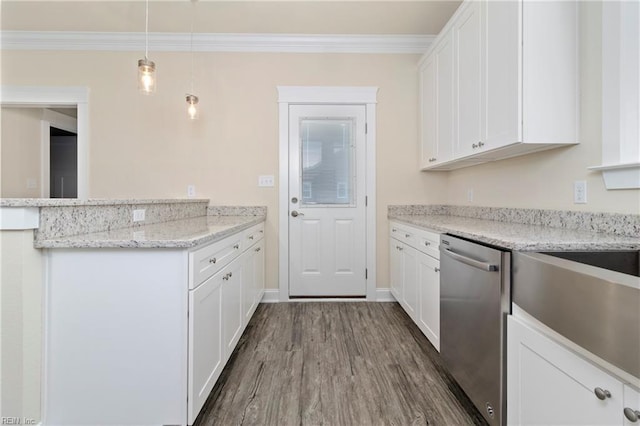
[187, 185, 196, 197]
[258, 175, 275, 187]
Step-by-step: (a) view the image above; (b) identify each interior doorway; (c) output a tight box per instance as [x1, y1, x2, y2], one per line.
[49, 127, 78, 198]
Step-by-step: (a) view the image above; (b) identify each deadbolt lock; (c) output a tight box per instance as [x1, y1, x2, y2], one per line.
[291, 197, 298, 203]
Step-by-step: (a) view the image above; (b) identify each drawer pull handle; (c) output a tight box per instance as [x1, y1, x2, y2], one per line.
[209, 257, 217, 264]
[249, 235, 254, 240]
[424, 241, 431, 246]
[624, 408, 640, 423]
[594, 387, 611, 400]
[434, 267, 440, 273]
[233, 244, 240, 249]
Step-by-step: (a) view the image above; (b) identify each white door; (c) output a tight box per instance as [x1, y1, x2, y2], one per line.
[288, 104, 367, 297]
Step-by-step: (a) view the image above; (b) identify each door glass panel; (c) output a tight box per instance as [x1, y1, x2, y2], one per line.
[299, 117, 355, 206]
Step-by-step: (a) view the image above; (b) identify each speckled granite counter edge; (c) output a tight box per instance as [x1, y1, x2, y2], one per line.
[34, 215, 266, 249]
[0, 198, 209, 207]
[208, 206, 267, 216]
[389, 205, 640, 238]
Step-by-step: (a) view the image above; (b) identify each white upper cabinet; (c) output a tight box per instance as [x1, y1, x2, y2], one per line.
[420, 0, 579, 171]
[419, 28, 455, 167]
[454, 0, 482, 159]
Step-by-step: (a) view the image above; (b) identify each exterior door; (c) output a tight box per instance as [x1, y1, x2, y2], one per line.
[288, 104, 367, 297]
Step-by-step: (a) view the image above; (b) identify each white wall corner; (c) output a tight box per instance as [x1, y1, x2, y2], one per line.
[375, 288, 395, 302]
[260, 289, 281, 303]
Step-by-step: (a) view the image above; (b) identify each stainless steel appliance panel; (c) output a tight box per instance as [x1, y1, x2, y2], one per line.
[440, 235, 510, 426]
[513, 251, 640, 378]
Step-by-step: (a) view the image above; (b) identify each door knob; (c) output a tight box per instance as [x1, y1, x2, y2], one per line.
[291, 211, 304, 217]
[291, 197, 298, 203]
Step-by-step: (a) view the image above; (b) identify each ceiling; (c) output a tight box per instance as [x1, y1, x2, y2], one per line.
[1, 1, 461, 35]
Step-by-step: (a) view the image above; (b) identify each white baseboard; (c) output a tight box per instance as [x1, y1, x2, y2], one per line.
[260, 288, 395, 303]
[260, 289, 281, 303]
[375, 288, 395, 302]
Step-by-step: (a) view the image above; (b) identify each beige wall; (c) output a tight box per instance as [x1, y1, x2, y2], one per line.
[1, 50, 447, 292]
[445, 1, 640, 214]
[1, 107, 44, 198]
[0, 229, 43, 422]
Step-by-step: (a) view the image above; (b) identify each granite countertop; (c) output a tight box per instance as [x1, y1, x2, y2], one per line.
[35, 214, 265, 249]
[389, 214, 640, 251]
[0, 198, 209, 207]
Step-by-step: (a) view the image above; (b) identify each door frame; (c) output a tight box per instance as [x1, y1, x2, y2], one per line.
[277, 86, 378, 302]
[1, 85, 89, 198]
[41, 109, 78, 198]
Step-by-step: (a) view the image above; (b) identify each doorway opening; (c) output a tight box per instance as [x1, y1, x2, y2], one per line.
[49, 127, 78, 198]
[277, 86, 379, 302]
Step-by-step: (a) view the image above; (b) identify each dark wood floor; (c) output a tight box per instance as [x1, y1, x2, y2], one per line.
[194, 302, 487, 426]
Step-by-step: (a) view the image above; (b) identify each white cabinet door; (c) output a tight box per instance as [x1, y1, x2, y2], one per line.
[435, 29, 455, 164]
[508, 316, 624, 426]
[483, 0, 521, 150]
[390, 239, 403, 301]
[252, 239, 265, 309]
[624, 385, 640, 426]
[242, 245, 255, 325]
[420, 53, 438, 167]
[188, 272, 223, 425]
[401, 244, 418, 321]
[417, 252, 440, 351]
[222, 256, 244, 362]
[454, 0, 483, 158]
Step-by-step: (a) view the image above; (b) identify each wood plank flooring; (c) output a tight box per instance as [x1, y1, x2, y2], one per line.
[194, 302, 487, 426]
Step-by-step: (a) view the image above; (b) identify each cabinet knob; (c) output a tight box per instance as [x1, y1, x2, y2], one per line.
[223, 274, 229, 281]
[398, 246, 403, 251]
[478, 141, 485, 147]
[624, 408, 640, 423]
[472, 143, 479, 149]
[392, 228, 397, 232]
[424, 241, 431, 246]
[255, 247, 261, 252]
[594, 387, 611, 400]
[229, 272, 233, 278]
[233, 244, 240, 249]
[249, 235, 254, 240]
[209, 257, 217, 264]
[435, 267, 440, 273]
[405, 233, 411, 238]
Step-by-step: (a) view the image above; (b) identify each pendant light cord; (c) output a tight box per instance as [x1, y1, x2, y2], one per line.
[145, 0, 149, 59]
[190, 0, 196, 93]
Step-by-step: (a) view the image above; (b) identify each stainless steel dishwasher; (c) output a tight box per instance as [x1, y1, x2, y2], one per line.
[440, 234, 511, 426]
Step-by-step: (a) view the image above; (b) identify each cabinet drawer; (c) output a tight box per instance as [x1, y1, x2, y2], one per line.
[390, 221, 440, 259]
[190, 235, 242, 289]
[417, 231, 440, 260]
[243, 223, 264, 245]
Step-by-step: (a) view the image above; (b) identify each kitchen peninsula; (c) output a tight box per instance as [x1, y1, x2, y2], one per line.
[1, 198, 267, 425]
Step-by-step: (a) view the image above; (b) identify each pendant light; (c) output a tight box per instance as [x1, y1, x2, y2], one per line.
[138, 0, 156, 94]
[186, 0, 199, 119]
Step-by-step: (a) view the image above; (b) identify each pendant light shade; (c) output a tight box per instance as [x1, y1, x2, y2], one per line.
[138, 0, 156, 94]
[186, 94, 199, 120]
[138, 58, 156, 94]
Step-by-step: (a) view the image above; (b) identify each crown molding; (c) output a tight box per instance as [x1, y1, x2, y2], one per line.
[0, 31, 435, 54]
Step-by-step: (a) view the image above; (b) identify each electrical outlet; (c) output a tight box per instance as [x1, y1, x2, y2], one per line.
[133, 209, 146, 222]
[574, 181, 587, 204]
[187, 185, 196, 197]
[467, 188, 474, 202]
[258, 175, 275, 187]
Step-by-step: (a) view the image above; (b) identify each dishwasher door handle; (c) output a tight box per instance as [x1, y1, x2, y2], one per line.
[443, 248, 499, 272]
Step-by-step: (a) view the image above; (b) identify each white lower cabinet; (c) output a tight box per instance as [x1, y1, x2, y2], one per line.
[44, 222, 265, 426]
[508, 315, 640, 426]
[389, 221, 440, 350]
[188, 269, 223, 423]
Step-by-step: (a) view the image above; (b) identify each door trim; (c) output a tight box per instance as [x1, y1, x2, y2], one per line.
[1, 85, 89, 198]
[277, 86, 378, 302]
